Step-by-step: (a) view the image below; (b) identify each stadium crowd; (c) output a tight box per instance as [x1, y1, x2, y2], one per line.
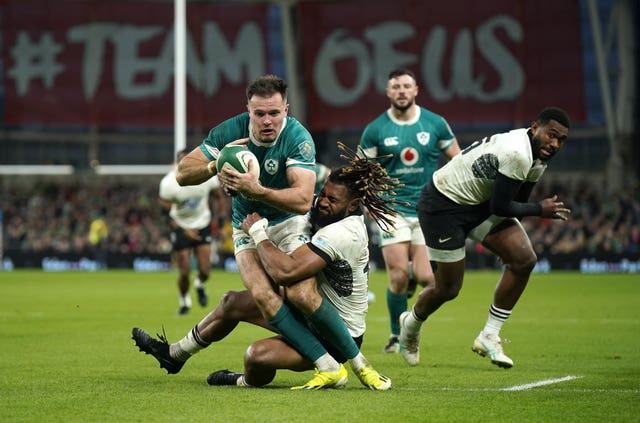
[525, 178, 640, 256]
[2, 180, 174, 255]
[1, 176, 638, 266]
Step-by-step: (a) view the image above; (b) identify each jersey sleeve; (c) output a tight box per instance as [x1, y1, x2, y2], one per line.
[309, 223, 346, 263]
[284, 119, 317, 170]
[435, 115, 457, 151]
[358, 123, 379, 158]
[526, 160, 547, 182]
[498, 149, 532, 181]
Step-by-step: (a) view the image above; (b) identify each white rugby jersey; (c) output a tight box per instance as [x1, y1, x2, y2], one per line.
[159, 169, 220, 230]
[311, 214, 369, 338]
[433, 128, 547, 205]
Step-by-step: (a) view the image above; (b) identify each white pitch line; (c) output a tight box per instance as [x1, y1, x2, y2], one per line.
[501, 375, 583, 391]
[394, 386, 640, 394]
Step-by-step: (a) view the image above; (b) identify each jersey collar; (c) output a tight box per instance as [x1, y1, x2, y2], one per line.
[248, 117, 288, 147]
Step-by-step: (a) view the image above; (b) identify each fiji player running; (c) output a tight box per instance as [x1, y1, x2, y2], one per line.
[399, 107, 572, 369]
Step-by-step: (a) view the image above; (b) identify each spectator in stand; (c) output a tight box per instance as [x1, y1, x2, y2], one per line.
[88, 209, 109, 269]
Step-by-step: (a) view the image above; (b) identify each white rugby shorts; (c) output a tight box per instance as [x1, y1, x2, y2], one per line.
[232, 214, 311, 255]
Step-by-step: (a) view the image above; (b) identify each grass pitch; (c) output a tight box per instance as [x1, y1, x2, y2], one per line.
[1, 269, 638, 422]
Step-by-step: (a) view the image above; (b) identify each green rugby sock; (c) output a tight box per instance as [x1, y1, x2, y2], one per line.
[268, 302, 326, 362]
[307, 299, 359, 360]
[387, 288, 407, 335]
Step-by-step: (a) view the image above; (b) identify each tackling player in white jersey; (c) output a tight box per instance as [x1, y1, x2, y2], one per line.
[399, 107, 571, 369]
[134, 143, 403, 390]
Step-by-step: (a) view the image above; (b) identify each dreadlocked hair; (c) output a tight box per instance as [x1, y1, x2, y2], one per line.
[329, 142, 409, 233]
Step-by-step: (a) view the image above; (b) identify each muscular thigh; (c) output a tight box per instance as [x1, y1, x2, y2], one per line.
[236, 249, 274, 293]
[481, 219, 534, 263]
[381, 242, 410, 272]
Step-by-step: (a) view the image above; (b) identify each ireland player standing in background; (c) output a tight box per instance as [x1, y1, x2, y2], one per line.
[359, 68, 460, 354]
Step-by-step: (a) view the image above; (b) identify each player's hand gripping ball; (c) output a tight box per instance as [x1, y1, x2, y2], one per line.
[216, 145, 260, 177]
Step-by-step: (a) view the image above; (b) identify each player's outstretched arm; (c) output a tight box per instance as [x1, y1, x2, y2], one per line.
[176, 148, 216, 186]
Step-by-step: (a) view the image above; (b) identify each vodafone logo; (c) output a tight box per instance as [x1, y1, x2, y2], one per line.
[400, 147, 419, 166]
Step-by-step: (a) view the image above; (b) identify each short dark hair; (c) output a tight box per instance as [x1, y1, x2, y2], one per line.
[246, 74, 288, 102]
[536, 107, 570, 128]
[388, 68, 417, 82]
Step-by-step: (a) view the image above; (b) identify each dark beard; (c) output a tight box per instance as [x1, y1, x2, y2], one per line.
[530, 134, 554, 162]
[392, 99, 413, 113]
[310, 205, 342, 230]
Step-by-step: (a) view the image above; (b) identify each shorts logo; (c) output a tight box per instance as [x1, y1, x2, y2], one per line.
[400, 147, 419, 166]
[417, 132, 430, 146]
[438, 236, 452, 243]
[234, 237, 251, 249]
[264, 158, 278, 175]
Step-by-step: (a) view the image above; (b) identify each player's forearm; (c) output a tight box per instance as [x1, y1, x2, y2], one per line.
[491, 173, 542, 218]
[250, 186, 313, 214]
[491, 200, 543, 218]
[176, 157, 217, 186]
[256, 242, 301, 286]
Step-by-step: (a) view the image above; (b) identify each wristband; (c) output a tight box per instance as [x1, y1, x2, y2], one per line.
[248, 218, 269, 244]
[207, 160, 216, 175]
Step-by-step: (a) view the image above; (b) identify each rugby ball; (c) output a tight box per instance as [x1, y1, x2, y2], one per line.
[216, 145, 260, 177]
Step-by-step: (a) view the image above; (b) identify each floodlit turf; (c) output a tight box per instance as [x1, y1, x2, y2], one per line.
[0, 269, 638, 422]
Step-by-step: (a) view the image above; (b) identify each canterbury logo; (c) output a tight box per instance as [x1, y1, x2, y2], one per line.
[383, 137, 399, 146]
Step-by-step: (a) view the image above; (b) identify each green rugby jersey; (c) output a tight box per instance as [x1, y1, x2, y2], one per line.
[359, 106, 456, 217]
[199, 112, 316, 228]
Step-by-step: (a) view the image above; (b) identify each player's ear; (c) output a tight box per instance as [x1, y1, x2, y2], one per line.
[347, 198, 360, 214]
[531, 119, 539, 131]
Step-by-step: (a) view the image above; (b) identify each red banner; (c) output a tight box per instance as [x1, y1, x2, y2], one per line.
[2, 0, 587, 130]
[1, 0, 269, 127]
[298, 0, 586, 129]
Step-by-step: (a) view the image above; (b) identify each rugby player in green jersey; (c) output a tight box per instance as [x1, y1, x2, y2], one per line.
[359, 68, 460, 354]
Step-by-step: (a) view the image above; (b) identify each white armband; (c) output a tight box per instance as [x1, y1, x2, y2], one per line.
[248, 218, 269, 245]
